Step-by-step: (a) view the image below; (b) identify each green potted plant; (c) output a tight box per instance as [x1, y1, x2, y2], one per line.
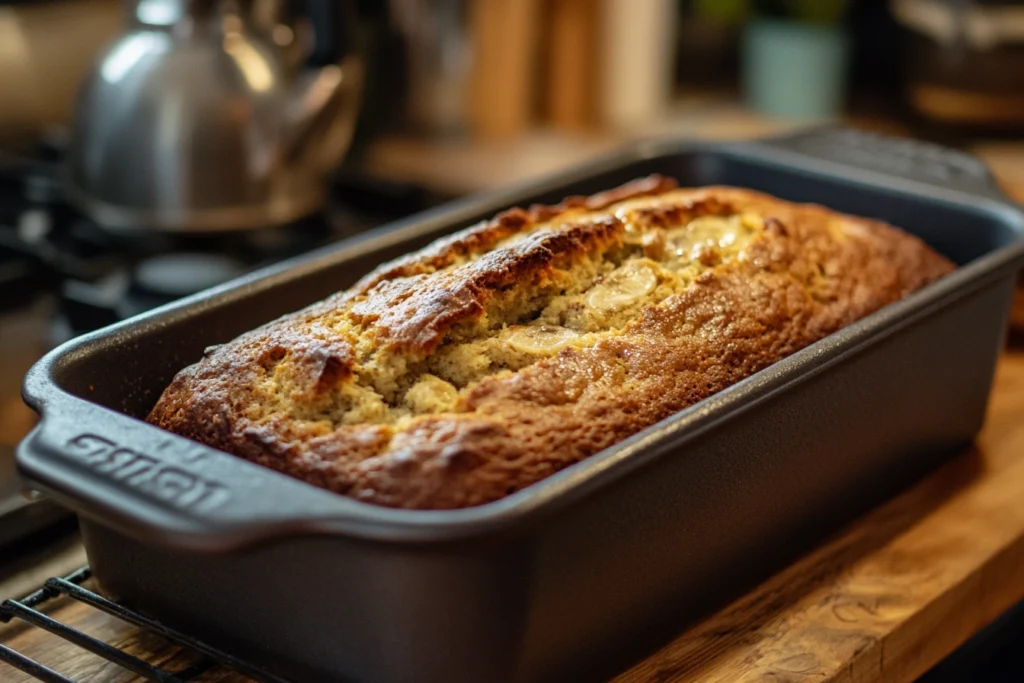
[741, 0, 853, 119]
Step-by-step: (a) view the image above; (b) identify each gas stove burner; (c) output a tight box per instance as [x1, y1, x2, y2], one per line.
[133, 252, 247, 299]
[1, 153, 454, 342]
[52, 244, 280, 344]
[46, 221, 338, 344]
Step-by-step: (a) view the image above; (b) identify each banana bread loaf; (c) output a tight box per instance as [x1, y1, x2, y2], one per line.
[147, 176, 955, 509]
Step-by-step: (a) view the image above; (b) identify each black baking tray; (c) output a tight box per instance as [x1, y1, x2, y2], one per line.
[17, 128, 1024, 683]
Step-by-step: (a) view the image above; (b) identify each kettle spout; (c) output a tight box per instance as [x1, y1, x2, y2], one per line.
[285, 56, 363, 171]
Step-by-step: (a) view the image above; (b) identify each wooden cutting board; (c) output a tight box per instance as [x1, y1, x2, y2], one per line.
[3, 350, 1024, 682]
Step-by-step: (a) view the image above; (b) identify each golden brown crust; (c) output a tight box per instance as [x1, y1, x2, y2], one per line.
[147, 177, 955, 509]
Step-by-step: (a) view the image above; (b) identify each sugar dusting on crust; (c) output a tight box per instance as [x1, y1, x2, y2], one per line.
[147, 176, 955, 509]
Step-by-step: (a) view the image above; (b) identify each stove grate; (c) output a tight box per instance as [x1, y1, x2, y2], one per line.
[0, 566, 286, 683]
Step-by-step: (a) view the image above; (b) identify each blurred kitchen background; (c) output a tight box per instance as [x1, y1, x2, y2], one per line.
[6, 0, 1024, 478]
[2, 1, 1024, 679]
[6, 0, 1024, 521]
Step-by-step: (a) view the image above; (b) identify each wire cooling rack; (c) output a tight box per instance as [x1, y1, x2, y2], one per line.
[0, 567, 286, 683]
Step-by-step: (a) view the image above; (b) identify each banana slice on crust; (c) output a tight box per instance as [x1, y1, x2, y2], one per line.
[505, 324, 581, 354]
[586, 261, 659, 311]
[664, 214, 758, 261]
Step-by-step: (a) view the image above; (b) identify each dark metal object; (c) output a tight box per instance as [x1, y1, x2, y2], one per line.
[0, 566, 285, 682]
[16, 128, 1024, 683]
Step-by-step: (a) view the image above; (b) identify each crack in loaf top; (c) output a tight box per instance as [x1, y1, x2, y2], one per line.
[147, 175, 955, 509]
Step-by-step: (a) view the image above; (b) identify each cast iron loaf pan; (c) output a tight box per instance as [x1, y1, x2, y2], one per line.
[18, 128, 1024, 683]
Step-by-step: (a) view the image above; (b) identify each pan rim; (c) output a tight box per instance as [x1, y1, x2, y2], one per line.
[18, 131, 1024, 545]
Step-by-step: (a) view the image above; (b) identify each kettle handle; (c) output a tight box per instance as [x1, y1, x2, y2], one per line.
[300, 0, 357, 67]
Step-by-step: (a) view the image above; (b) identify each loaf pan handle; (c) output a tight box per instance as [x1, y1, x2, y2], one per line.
[756, 126, 1010, 200]
[16, 397, 357, 551]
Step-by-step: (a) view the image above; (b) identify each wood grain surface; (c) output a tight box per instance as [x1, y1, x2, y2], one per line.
[2, 351, 1024, 682]
[543, 0, 600, 130]
[467, 0, 541, 139]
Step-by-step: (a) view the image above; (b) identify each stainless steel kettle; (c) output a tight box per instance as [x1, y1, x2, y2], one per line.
[69, 0, 363, 232]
